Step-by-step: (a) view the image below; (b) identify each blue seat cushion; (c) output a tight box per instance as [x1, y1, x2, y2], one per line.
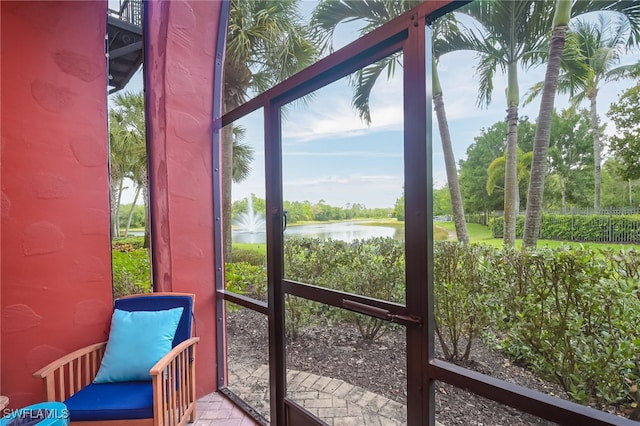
[64, 382, 153, 421]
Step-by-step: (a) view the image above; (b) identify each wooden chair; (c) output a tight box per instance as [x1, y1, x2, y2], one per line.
[33, 293, 200, 426]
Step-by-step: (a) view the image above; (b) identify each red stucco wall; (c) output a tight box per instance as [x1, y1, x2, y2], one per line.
[145, 0, 223, 397]
[1, 1, 112, 407]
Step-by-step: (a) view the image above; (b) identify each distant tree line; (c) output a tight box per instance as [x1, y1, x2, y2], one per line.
[458, 107, 640, 216]
[232, 195, 393, 224]
[117, 204, 145, 229]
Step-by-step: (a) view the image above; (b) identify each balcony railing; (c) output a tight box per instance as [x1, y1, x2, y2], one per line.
[108, 0, 142, 28]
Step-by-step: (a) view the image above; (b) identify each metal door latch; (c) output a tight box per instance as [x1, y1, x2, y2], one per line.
[342, 299, 422, 327]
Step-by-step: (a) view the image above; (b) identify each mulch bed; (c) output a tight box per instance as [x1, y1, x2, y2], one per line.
[226, 308, 631, 425]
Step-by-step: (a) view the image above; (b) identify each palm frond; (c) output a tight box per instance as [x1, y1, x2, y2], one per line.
[311, 0, 419, 53]
[571, 0, 640, 47]
[486, 156, 506, 195]
[225, 0, 318, 109]
[350, 55, 399, 125]
[604, 62, 639, 83]
[475, 51, 500, 109]
[231, 125, 254, 183]
[522, 81, 544, 107]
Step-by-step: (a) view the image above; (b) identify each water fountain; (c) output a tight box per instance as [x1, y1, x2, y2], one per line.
[233, 196, 265, 234]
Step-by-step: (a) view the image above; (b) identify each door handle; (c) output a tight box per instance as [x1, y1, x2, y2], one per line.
[283, 210, 288, 232]
[342, 299, 422, 327]
[342, 299, 389, 320]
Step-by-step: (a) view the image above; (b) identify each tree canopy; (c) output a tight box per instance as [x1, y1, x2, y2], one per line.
[608, 85, 640, 182]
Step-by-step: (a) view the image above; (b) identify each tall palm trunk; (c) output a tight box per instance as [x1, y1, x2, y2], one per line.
[523, 0, 570, 248]
[504, 101, 519, 247]
[142, 174, 150, 249]
[589, 91, 602, 212]
[110, 178, 120, 239]
[433, 63, 469, 244]
[222, 122, 234, 259]
[124, 185, 142, 237]
[503, 60, 520, 246]
[114, 177, 125, 238]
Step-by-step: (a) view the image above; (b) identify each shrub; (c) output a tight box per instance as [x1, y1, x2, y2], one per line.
[112, 249, 151, 298]
[231, 248, 266, 266]
[112, 236, 145, 251]
[434, 242, 493, 361]
[490, 246, 640, 405]
[282, 237, 405, 340]
[225, 262, 267, 299]
[342, 238, 405, 339]
[283, 238, 347, 338]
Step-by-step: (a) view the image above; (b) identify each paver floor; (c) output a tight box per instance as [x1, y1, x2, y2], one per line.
[195, 391, 260, 426]
[201, 363, 444, 426]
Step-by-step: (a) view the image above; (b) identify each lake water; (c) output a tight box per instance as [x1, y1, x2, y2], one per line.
[233, 221, 400, 244]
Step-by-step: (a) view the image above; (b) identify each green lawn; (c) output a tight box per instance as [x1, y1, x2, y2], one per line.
[233, 242, 267, 256]
[437, 222, 494, 241]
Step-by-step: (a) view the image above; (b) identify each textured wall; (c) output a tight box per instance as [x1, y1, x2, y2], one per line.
[145, 0, 224, 396]
[1, 1, 112, 407]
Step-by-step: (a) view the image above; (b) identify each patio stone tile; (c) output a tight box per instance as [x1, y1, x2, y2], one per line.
[344, 385, 366, 404]
[323, 378, 344, 393]
[301, 373, 321, 388]
[331, 397, 347, 408]
[346, 401, 363, 417]
[355, 390, 378, 407]
[304, 398, 334, 408]
[290, 371, 311, 385]
[334, 416, 366, 426]
[212, 420, 243, 426]
[378, 399, 406, 422]
[363, 413, 382, 426]
[311, 375, 333, 391]
[207, 362, 441, 426]
[318, 407, 348, 418]
[333, 382, 355, 399]
[366, 394, 390, 411]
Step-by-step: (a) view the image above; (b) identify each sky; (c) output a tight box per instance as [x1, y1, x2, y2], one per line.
[115, 2, 639, 210]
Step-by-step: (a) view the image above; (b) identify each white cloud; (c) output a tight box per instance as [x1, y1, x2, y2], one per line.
[282, 88, 404, 143]
[279, 173, 404, 208]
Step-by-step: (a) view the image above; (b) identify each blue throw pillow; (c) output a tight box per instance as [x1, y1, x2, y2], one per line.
[93, 307, 184, 383]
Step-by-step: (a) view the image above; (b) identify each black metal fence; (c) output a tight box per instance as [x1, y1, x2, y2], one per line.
[465, 212, 490, 226]
[489, 208, 640, 243]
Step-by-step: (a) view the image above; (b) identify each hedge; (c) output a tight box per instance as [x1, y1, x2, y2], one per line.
[491, 213, 640, 243]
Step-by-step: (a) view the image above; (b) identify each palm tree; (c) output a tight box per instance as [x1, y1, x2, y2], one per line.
[525, 14, 637, 217]
[108, 114, 130, 238]
[231, 125, 254, 183]
[522, 0, 573, 248]
[486, 149, 533, 213]
[223, 0, 317, 257]
[454, 0, 553, 247]
[455, 0, 640, 246]
[312, 0, 470, 243]
[109, 92, 149, 245]
[523, 0, 640, 247]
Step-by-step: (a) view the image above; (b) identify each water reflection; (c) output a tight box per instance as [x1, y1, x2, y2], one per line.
[232, 221, 400, 244]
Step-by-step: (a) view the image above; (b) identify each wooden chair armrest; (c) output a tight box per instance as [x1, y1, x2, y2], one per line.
[33, 342, 107, 379]
[33, 342, 107, 402]
[149, 337, 200, 375]
[149, 337, 200, 425]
